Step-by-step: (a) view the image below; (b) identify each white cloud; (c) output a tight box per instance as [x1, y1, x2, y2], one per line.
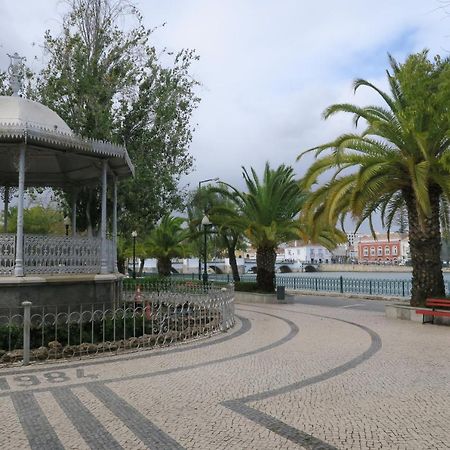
[0, 0, 449, 222]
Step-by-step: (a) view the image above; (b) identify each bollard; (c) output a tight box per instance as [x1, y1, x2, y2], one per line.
[22, 301, 32, 366]
[276, 285, 285, 301]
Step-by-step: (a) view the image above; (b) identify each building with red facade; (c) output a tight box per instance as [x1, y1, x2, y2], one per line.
[357, 233, 409, 264]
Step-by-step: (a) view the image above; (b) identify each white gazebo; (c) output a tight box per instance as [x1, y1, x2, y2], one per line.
[0, 54, 134, 307]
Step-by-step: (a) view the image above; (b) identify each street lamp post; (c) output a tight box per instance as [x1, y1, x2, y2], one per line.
[131, 230, 137, 279]
[201, 214, 212, 285]
[63, 216, 70, 236]
[197, 177, 219, 280]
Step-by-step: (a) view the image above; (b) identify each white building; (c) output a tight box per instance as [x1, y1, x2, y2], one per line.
[284, 241, 333, 264]
[346, 233, 362, 260]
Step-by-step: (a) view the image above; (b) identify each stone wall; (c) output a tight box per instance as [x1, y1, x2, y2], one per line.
[0, 274, 123, 309]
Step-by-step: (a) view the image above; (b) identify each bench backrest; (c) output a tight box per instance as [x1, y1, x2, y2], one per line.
[426, 298, 450, 308]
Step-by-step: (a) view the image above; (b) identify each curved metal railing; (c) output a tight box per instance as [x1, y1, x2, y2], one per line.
[0, 283, 235, 365]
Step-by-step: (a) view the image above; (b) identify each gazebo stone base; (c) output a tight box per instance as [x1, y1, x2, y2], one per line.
[0, 273, 124, 309]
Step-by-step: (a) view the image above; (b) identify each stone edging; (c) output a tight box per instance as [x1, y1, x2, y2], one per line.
[286, 289, 409, 302]
[234, 291, 292, 304]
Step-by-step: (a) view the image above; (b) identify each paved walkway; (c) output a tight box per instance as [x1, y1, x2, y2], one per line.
[0, 300, 449, 449]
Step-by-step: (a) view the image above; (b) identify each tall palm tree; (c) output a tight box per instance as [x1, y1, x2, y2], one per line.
[210, 192, 244, 281]
[217, 163, 308, 292]
[145, 215, 189, 276]
[298, 51, 450, 306]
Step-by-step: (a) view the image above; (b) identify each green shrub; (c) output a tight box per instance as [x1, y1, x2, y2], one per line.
[234, 281, 259, 292]
[0, 324, 22, 351]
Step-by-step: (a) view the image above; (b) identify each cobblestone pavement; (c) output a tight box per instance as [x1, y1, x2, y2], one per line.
[0, 301, 449, 449]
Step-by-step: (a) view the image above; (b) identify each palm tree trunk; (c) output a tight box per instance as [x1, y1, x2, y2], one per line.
[256, 247, 276, 292]
[227, 245, 240, 282]
[405, 187, 445, 306]
[157, 257, 172, 277]
[117, 257, 126, 274]
[223, 235, 240, 282]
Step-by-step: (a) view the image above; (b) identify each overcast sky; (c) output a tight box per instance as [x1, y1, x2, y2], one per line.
[0, 1, 449, 200]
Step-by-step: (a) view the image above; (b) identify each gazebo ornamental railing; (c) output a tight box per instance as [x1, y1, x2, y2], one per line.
[0, 233, 115, 275]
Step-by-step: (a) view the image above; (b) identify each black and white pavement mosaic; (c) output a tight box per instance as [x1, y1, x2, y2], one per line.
[0, 300, 449, 449]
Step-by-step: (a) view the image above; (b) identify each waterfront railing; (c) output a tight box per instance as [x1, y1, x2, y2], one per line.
[159, 273, 424, 298]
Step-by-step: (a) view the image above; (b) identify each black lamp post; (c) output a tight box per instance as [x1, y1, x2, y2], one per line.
[131, 230, 137, 279]
[197, 177, 219, 279]
[63, 216, 70, 236]
[201, 214, 212, 285]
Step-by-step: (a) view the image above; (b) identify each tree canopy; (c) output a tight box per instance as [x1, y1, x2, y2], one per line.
[145, 215, 190, 276]
[4, 206, 65, 235]
[217, 163, 307, 292]
[298, 51, 450, 305]
[37, 0, 200, 236]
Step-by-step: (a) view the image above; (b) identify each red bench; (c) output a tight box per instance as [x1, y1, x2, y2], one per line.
[416, 298, 450, 324]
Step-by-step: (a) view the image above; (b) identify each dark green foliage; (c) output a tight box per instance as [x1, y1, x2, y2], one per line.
[234, 281, 261, 293]
[0, 324, 23, 351]
[188, 186, 244, 282]
[214, 163, 309, 293]
[145, 215, 190, 276]
[4, 206, 65, 234]
[37, 0, 200, 236]
[299, 51, 450, 306]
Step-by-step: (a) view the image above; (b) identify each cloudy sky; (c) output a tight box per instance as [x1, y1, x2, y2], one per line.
[0, 0, 449, 195]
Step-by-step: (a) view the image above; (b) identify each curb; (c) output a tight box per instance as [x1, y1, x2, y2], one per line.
[285, 289, 409, 303]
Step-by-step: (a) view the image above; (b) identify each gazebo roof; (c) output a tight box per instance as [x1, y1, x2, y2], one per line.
[0, 96, 73, 134]
[0, 96, 134, 188]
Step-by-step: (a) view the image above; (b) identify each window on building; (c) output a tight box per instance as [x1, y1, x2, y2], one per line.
[363, 247, 368, 256]
[377, 246, 382, 256]
[385, 246, 390, 255]
[392, 246, 398, 255]
[370, 247, 375, 256]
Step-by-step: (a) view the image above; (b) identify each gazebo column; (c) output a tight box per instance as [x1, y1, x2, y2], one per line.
[71, 188, 78, 237]
[3, 185, 9, 233]
[100, 160, 108, 274]
[14, 145, 26, 277]
[112, 175, 118, 272]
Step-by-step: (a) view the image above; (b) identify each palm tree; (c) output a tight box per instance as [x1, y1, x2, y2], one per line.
[298, 51, 450, 306]
[189, 186, 244, 282]
[145, 215, 189, 276]
[209, 195, 244, 282]
[218, 163, 308, 292]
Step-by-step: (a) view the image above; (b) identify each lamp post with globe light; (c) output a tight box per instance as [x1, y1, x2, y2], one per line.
[201, 214, 212, 285]
[197, 177, 219, 279]
[131, 230, 138, 279]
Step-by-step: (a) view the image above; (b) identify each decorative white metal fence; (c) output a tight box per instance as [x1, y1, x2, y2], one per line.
[0, 234, 15, 275]
[0, 283, 235, 365]
[23, 235, 103, 274]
